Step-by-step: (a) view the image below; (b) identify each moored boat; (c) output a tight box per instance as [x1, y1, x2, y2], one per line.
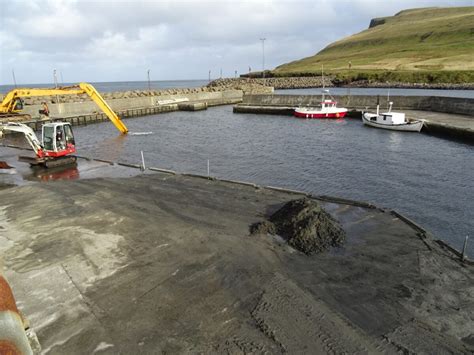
[362, 102, 423, 132]
[294, 90, 348, 119]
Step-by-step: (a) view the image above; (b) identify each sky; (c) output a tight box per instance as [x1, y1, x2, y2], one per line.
[0, 0, 472, 84]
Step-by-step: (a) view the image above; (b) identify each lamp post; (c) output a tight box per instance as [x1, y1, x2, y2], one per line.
[53, 69, 60, 104]
[11, 69, 17, 88]
[147, 69, 151, 91]
[53, 69, 58, 88]
[260, 38, 266, 81]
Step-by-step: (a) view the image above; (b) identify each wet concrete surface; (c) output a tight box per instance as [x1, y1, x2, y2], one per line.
[0, 157, 473, 353]
[404, 110, 474, 131]
[0, 146, 145, 187]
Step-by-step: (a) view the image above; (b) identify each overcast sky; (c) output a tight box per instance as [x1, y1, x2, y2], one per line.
[0, 0, 471, 84]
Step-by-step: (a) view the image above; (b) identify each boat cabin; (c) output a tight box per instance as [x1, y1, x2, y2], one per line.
[370, 112, 406, 125]
[321, 99, 337, 109]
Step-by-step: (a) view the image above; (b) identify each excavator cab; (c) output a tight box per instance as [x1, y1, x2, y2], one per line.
[1, 121, 77, 168]
[41, 123, 76, 157]
[13, 98, 24, 111]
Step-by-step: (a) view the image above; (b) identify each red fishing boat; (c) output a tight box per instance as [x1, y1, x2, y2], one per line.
[294, 90, 348, 119]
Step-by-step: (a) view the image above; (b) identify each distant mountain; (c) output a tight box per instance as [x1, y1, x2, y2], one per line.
[274, 7, 474, 83]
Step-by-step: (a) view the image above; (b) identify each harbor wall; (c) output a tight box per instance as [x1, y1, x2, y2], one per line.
[19, 90, 243, 119]
[234, 94, 474, 143]
[238, 94, 474, 116]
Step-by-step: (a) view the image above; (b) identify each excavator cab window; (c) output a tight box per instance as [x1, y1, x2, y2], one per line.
[64, 124, 75, 145]
[43, 126, 54, 151]
[55, 126, 66, 150]
[13, 98, 24, 111]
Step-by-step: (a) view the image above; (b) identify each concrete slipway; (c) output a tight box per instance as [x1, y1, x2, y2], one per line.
[0, 156, 473, 354]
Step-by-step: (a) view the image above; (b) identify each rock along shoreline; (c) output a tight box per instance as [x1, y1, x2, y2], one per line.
[209, 77, 474, 91]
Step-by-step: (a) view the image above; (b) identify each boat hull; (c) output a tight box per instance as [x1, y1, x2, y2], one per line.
[294, 110, 347, 119]
[362, 114, 423, 132]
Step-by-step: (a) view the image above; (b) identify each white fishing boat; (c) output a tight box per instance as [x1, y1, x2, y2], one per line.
[362, 102, 423, 132]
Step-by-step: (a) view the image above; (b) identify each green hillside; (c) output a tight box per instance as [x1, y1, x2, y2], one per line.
[274, 7, 474, 83]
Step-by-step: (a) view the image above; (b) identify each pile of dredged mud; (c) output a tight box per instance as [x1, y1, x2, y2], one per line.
[251, 198, 345, 254]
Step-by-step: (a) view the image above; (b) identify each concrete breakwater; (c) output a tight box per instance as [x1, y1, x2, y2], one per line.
[1, 89, 243, 126]
[0, 81, 273, 123]
[234, 94, 474, 141]
[212, 77, 474, 90]
[210, 77, 329, 89]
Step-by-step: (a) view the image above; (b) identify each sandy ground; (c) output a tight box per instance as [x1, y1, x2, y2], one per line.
[0, 171, 473, 354]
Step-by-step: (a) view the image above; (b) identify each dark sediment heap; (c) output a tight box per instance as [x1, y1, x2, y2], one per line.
[251, 198, 345, 255]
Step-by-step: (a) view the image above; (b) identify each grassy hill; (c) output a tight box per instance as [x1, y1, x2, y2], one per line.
[274, 7, 474, 83]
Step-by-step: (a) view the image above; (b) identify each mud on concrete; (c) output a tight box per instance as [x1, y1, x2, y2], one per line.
[0, 172, 472, 354]
[251, 198, 345, 255]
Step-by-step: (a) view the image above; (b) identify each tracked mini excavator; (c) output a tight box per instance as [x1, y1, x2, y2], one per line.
[0, 83, 128, 168]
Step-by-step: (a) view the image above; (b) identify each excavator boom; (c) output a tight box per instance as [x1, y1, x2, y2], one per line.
[0, 123, 44, 157]
[78, 83, 128, 134]
[0, 83, 128, 134]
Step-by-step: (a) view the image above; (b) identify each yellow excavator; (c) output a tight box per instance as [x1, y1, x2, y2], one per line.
[0, 82, 128, 134]
[0, 82, 128, 168]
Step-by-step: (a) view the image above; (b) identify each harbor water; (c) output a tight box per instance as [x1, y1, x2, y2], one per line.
[71, 104, 474, 258]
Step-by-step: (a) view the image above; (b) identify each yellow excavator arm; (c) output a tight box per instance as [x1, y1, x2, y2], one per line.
[0, 83, 128, 134]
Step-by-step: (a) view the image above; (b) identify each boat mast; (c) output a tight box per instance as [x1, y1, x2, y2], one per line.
[321, 65, 325, 105]
[321, 64, 325, 89]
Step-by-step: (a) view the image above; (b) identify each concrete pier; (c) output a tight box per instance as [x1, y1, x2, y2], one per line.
[234, 94, 474, 142]
[177, 102, 208, 111]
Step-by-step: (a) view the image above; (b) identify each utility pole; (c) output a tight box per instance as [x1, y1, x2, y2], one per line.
[11, 69, 17, 88]
[53, 69, 58, 88]
[53, 69, 60, 104]
[260, 38, 266, 81]
[147, 69, 151, 91]
[220, 68, 222, 79]
[208, 70, 211, 82]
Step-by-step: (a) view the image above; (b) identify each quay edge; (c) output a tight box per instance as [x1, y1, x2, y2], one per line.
[234, 94, 474, 142]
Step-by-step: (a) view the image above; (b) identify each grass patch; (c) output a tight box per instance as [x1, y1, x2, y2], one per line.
[274, 7, 474, 83]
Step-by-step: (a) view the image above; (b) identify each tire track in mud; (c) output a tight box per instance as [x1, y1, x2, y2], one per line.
[251, 274, 394, 354]
[385, 318, 471, 354]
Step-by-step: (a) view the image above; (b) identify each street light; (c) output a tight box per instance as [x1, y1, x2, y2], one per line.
[53, 69, 60, 104]
[53, 69, 58, 88]
[260, 38, 266, 81]
[11, 69, 17, 88]
[147, 69, 151, 91]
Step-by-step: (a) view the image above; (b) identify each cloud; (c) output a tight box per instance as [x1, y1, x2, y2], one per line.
[1, 0, 472, 84]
